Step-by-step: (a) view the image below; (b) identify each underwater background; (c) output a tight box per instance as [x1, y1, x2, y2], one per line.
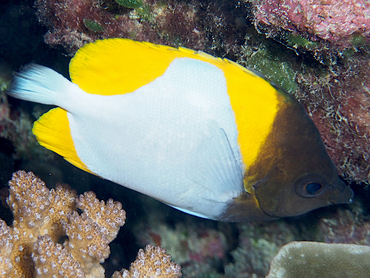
[0, 0, 370, 277]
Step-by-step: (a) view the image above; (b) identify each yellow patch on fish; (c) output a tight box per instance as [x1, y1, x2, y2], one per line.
[69, 39, 279, 169]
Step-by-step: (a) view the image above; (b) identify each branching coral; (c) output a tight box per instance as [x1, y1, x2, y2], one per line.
[4, 170, 78, 276]
[112, 245, 182, 278]
[0, 170, 181, 277]
[32, 234, 85, 277]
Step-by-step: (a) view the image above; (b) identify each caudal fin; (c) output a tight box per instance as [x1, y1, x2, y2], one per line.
[7, 64, 72, 106]
[8, 64, 90, 173]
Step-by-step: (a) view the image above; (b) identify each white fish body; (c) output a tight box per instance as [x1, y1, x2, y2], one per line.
[10, 58, 244, 219]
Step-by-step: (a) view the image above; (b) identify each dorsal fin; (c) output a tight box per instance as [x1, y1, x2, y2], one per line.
[69, 38, 258, 96]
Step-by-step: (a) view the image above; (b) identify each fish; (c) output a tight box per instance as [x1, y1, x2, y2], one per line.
[7, 38, 353, 221]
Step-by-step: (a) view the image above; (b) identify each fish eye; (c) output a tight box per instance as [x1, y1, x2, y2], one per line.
[295, 175, 326, 198]
[305, 182, 323, 195]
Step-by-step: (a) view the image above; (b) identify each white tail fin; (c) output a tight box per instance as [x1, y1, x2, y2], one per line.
[7, 64, 72, 106]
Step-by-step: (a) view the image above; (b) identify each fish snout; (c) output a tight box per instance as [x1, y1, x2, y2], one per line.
[330, 179, 354, 205]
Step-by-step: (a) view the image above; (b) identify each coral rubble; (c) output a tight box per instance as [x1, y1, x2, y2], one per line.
[267, 241, 370, 277]
[224, 220, 298, 277]
[317, 199, 370, 245]
[0, 170, 181, 277]
[134, 216, 229, 277]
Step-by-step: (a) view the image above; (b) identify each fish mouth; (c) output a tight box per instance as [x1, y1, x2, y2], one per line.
[330, 181, 354, 205]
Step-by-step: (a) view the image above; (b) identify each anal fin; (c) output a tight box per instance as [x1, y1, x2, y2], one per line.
[33, 108, 91, 173]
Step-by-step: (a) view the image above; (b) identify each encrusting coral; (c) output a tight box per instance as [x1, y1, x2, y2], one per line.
[0, 170, 181, 277]
[266, 241, 370, 277]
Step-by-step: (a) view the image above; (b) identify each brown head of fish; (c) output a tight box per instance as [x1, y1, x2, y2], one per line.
[222, 88, 353, 222]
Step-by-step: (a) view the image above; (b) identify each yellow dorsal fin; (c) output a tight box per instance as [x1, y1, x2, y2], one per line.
[69, 38, 259, 96]
[32, 108, 91, 173]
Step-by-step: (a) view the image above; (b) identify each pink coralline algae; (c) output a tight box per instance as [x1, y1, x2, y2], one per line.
[34, 0, 249, 56]
[254, 0, 370, 47]
[295, 55, 370, 183]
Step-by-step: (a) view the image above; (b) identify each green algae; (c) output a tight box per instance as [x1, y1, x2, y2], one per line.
[83, 19, 105, 33]
[241, 46, 298, 94]
[135, 4, 153, 22]
[0, 77, 10, 92]
[115, 0, 143, 9]
[286, 33, 319, 50]
[0, 62, 12, 92]
[350, 34, 367, 47]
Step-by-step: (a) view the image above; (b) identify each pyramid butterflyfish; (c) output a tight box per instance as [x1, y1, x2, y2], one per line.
[8, 38, 353, 221]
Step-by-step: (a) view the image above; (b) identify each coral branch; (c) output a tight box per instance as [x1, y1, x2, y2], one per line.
[0, 170, 181, 277]
[112, 245, 182, 278]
